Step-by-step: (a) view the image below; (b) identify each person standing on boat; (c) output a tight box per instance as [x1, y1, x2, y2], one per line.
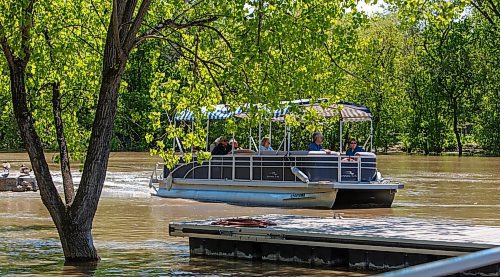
[259, 137, 273, 151]
[346, 139, 365, 156]
[211, 137, 232, 155]
[308, 132, 331, 153]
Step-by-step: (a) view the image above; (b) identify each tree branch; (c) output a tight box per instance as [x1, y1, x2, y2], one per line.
[163, 37, 227, 102]
[322, 42, 362, 81]
[112, 0, 124, 58]
[119, 0, 139, 46]
[198, 24, 232, 52]
[172, 0, 205, 22]
[257, 0, 263, 51]
[42, 29, 75, 205]
[20, 0, 36, 64]
[486, 0, 500, 20]
[51, 82, 75, 205]
[124, 0, 152, 52]
[472, 0, 497, 26]
[0, 23, 16, 69]
[139, 34, 225, 69]
[135, 16, 218, 45]
[90, 0, 108, 31]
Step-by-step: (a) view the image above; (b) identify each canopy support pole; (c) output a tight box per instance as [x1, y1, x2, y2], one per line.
[339, 120, 343, 153]
[206, 119, 210, 151]
[231, 132, 235, 180]
[370, 119, 373, 152]
[269, 121, 272, 145]
[191, 121, 194, 153]
[173, 120, 184, 155]
[173, 119, 176, 150]
[258, 122, 262, 152]
[287, 125, 291, 153]
[249, 127, 252, 151]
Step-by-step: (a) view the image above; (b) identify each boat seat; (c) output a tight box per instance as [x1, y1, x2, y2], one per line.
[289, 151, 309, 156]
[234, 149, 256, 154]
[258, 150, 287, 156]
[355, 152, 376, 157]
[289, 150, 340, 156]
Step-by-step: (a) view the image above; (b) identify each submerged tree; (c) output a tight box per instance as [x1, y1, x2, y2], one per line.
[0, 0, 233, 261]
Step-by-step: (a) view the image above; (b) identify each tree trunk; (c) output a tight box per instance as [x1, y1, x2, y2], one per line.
[8, 61, 104, 262]
[52, 82, 75, 205]
[64, 13, 128, 262]
[59, 215, 99, 263]
[2, 0, 153, 263]
[452, 98, 463, 157]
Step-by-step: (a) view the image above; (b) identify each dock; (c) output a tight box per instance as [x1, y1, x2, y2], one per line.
[169, 215, 500, 275]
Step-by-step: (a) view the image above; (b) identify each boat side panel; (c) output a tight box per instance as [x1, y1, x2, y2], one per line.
[169, 154, 376, 183]
[333, 189, 396, 209]
[154, 187, 337, 209]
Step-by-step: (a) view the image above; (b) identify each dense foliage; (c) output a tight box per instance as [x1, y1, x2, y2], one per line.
[1, 0, 499, 156]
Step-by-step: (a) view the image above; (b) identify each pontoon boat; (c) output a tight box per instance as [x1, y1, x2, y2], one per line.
[149, 100, 403, 209]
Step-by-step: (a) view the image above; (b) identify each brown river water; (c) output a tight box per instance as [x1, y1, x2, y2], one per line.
[0, 152, 499, 275]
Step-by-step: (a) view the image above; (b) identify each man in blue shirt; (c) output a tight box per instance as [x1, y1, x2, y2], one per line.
[308, 132, 331, 153]
[346, 139, 365, 156]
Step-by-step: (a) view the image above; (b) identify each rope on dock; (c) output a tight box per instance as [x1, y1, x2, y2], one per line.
[211, 218, 276, 228]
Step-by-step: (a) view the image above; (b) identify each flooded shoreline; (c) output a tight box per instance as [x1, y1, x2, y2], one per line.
[1, 153, 499, 275]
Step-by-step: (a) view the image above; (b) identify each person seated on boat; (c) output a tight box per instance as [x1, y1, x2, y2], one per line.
[211, 137, 232, 155]
[209, 137, 222, 152]
[307, 132, 331, 154]
[346, 138, 365, 156]
[229, 139, 240, 151]
[259, 137, 273, 151]
[232, 139, 255, 154]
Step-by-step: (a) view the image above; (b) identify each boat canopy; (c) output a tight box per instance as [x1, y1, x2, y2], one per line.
[174, 100, 372, 122]
[175, 105, 244, 121]
[302, 101, 372, 122]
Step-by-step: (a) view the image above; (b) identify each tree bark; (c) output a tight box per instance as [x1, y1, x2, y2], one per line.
[52, 82, 75, 205]
[5, 55, 102, 262]
[452, 98, 463, 157]
[59, 216, 99, 262]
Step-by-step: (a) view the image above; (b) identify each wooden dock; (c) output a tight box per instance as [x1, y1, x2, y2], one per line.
[169, 215, 500, 275]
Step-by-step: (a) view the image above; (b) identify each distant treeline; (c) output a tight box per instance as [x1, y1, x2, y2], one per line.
[1, 3, 499, 156]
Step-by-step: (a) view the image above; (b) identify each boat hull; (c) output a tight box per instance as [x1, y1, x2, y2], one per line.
[151, 179, 401, 209]
[333, 188, 397, 209]
[153, 187, 336, 208]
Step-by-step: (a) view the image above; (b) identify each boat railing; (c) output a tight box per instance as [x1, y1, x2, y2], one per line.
[159, 151, 377, 184]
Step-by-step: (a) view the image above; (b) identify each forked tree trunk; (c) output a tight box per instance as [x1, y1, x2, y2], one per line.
[56, 18, 128, 261]
[7, 61, 101, 262]
[3, 6, 128, 262]
[3, 0, 209, 262]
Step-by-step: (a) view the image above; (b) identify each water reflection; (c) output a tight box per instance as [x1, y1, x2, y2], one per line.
[0, 153, 499, 275]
